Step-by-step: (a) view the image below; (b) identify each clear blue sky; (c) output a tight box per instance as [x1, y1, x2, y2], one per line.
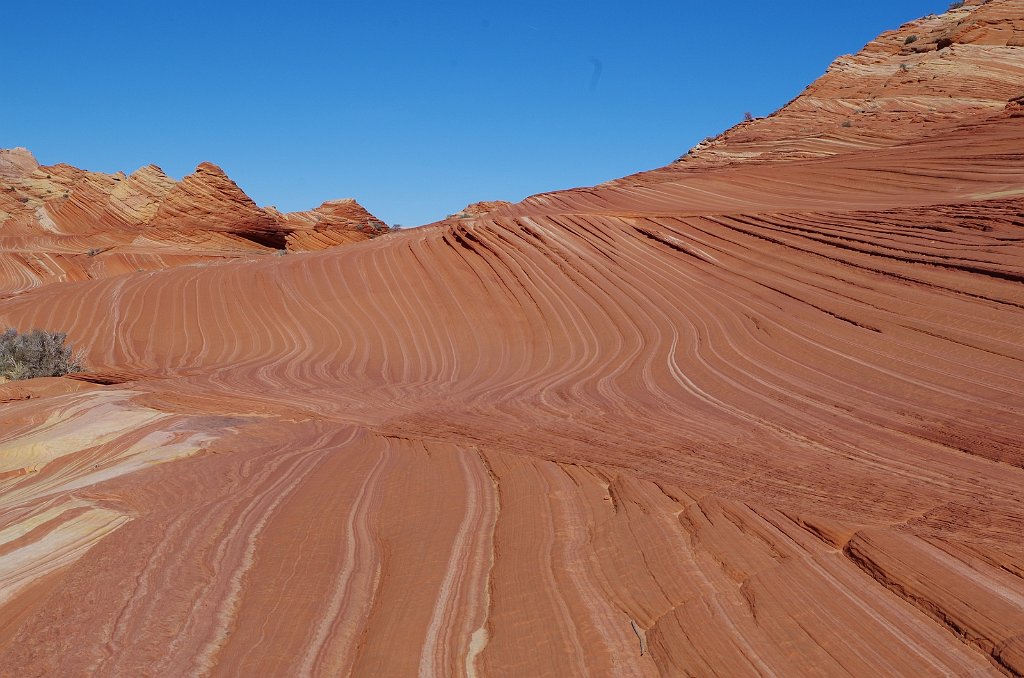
[4, 1, 942, 226]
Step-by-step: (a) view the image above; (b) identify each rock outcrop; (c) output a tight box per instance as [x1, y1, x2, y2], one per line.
[447, 200, 514, 219]
[0, 2, 1021, 676]
[0, 154, 385, 295]
[278, 199, 388, 250]
[148, 162, 280, 240]
[0, 147, 40, 179]
[668, 0, 1024, 170]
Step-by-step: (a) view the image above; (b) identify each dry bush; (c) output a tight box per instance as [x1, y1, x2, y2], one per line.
[0, 328, 84, 381]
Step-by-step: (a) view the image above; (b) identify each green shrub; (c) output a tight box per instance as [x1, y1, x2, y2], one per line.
[948, 1, 965, 9]
[905, 34, 919, 44]
[0, 328, 83, 381]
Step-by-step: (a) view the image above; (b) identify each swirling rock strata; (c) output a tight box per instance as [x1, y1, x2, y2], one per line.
[668, 0, 1024, 170]
[0, 1, 1022, 676]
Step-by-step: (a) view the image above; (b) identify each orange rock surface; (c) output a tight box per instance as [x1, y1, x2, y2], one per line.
[0, 2, 1022, 675]
[0, 150, 385, 297]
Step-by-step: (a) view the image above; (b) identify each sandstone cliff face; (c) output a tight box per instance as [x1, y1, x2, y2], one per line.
[0, 150, 385, 295]
[0, 2, 1021, 677]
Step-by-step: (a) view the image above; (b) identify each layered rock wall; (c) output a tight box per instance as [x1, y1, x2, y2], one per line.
[0, 149, 385, 295]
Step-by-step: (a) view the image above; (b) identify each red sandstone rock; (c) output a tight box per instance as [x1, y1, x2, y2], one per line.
[0, 148, 39, 179]
[448, 200, 513, 219]
[0, 2, 1021, 676]
[149, 162, 279, 237]
[668, 0, 1024, 170]
[279, 199, 387, 251]
[0, 158, 384, 294]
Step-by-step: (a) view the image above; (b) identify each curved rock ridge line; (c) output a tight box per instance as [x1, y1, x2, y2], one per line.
[0, 1, 1023, 675]
[0, 149, 387, 296]
[665, 0, 1024, 170]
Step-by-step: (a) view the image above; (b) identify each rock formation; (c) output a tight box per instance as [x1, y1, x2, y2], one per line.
[277, 198, 388, 250]
[0, 1, 1021, 675]
[447, 200, 514, 220]
[670, 0, 1024, 169]
[0, 150, 385, 296]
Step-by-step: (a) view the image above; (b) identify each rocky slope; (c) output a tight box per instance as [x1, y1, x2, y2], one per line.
[0, 149, 386, 296]
[674, 0, 1024, 169]
[0, 1, 1021, 676]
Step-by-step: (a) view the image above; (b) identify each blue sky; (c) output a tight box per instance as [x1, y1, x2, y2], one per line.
[4, 1, 942, 226]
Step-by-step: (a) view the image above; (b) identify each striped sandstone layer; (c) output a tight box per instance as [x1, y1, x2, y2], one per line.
[0, 151, 385, 297]
[0, 1, 1021, 675]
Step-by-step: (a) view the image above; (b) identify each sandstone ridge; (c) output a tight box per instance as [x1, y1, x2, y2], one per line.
[0, 151, 386, 295]
[0, 2, 1021, 676]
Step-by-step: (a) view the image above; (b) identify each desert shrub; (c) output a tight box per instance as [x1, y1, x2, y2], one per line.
[744, 111, 754, 122]
[0, 328, 83, 381]
[905, 34, 919, 44]
[949, 1, 965, 9]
